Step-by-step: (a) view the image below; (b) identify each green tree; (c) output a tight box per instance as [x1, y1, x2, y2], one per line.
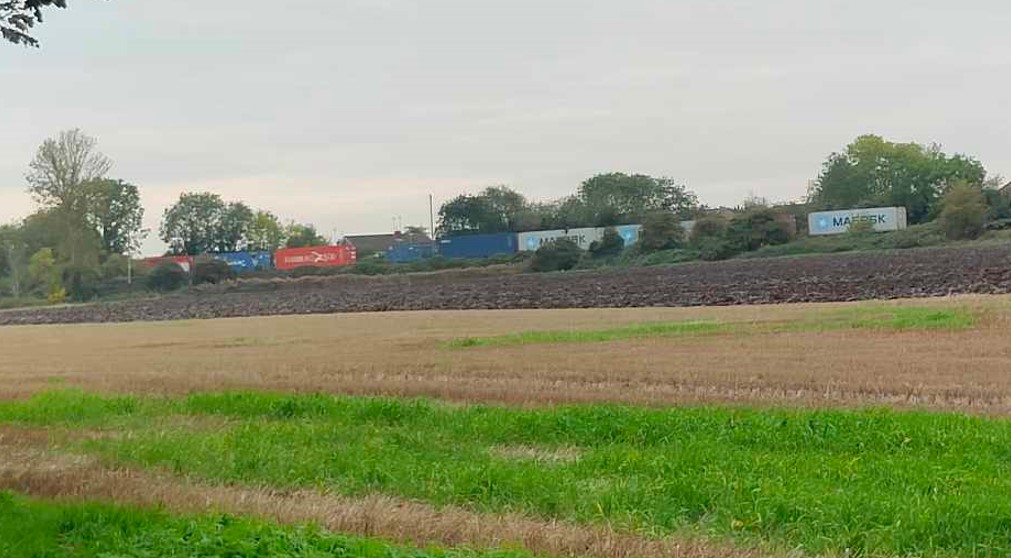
[27, 247, 59, 296]
[160, 193, 226, 255]
[437, 186, 529, 236]
[1, 0, 67, 47]
[810, 135, 986, 223]
[83, 178, 144, 255]
[939, 182, 989, 240]
[284, 223, 328, 248]
[214, 202, 254, 252]
[530, 238, 583, 272]
[589, 227, 625, 258]
[727, 208, 794, 252]
[639, 212, 686, 252]
[578, 173, 698, 226]
[0, 224, 27, 297]
[247, 211, 286, 252]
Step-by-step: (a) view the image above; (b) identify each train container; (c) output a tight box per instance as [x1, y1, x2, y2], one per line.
[614, 225, 642, 247]
[274, 245, 357, 271]
[250, 251, 273, 270]
[211, 252, 257, 273]
[141, 256, 194, 272]
[387, 242, 435, 264]
[808, 207, 908, 236]
[517, 227, 603, 251]
[437, 233, 517, 259]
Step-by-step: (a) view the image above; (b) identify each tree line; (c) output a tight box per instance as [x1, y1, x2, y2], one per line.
[0, 130, 332, 303]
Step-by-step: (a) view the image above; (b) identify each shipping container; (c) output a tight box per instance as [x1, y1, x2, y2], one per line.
[211, 252, 256, 273]
[250, 251, 273, 270]
[614, 225, 642, 247]
[387, 242, 435, 264]
[807, 207, 908, 236]
[273, 245, 357, 270]
[437, 233, 517, 259]
[141, 256, 194, 272]
[518, 227, 603, 251]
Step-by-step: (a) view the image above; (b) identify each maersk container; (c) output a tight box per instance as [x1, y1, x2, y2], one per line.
[614, 225, 642, 247]
[388, 242, 435, 264]
[437, 233, 517, 259]
[518, 227, 604, 251]
[808, 207, 908, 236]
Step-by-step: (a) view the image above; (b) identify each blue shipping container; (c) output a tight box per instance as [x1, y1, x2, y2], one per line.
[250, 251, 273, 270]
[437, 233, 517, 259]
[387, 242, 435, 264]
[212, 252, 258, 273]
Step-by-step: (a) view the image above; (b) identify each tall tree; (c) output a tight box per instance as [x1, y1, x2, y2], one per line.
[1, 0, 66, 47]
[26, 129, 112, 212]
[247, 210, 286, 252]
[810, 135, 987, 223]
[214, 202, 254, 252]
[578, 173, 698, 226]
[437, 186, 530, 236]
[83, 178, 144, 255]
[160, 193, 226, 256]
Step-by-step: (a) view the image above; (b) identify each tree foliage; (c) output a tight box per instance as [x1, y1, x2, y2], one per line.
[578, 173, 698, 226]
[530, 238, 583, 272]
[284, 223, 328, 248]
[589, 227, 625, 258]
[84, 178, 144, 255]
[939, 182, 989, 240]
[810, 135, 986, 224]
[160, 193, 227, 256]
[1, 0, 66, 47]
[639, 212, 686, 252]
[27, 129, 112, 211]
[247, 211, 286, 252]
[727, 208, 794, 252]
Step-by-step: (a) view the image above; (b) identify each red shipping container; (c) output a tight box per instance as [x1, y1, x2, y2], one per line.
[274, 245, 356, 271]
[142, 256, 194, 272]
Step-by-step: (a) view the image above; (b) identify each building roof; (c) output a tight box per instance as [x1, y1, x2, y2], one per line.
[345, 232, 432, 254]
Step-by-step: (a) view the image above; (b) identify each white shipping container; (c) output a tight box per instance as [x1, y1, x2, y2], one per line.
[807, 207, 908, 236]
[518, 227, 604, 251]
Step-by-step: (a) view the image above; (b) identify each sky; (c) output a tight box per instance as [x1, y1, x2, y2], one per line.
[2, 0, 1010, 256]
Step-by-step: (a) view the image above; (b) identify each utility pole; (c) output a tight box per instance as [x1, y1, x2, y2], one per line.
[429, 194, 435, 239]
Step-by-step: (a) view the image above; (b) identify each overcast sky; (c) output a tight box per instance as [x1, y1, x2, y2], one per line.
[2, 0, 1010, 255]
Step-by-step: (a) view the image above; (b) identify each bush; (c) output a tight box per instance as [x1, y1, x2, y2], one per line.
[589, 227, 625, 259]
[640, 212, 686, 252]
[146, 263, 189, 292]
[689, 215, 728, 245]
[530, 238, 583, 272]
[62, 264, 101, 301]
[847, 219, 876, 235]
[939, 182, 988, 240]
[727, 208, 794, 252]
[192, 260, 236, 285]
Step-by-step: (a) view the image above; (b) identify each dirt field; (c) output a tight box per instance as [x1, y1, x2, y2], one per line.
[2, 243, 1010, 326]
[3, 294, 1009, 412]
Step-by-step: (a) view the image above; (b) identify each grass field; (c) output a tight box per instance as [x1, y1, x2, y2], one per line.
[2, 295, 1010, 557]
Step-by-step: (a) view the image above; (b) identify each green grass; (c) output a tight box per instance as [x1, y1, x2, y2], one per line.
[4, 391, 1011, 557]
[444, 305, 977, 348]
[0, 491, 527, 558]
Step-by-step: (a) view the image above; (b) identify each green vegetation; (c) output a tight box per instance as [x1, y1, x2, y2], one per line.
[0, 491, 526, 558]
[445, 306, 976, 348]
[3, 389, 1011, 557]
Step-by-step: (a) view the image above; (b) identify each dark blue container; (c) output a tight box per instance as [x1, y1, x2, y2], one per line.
[387, 242, 435, 264]
[250, 251, 273, 270]
[437, 233, 517, 259]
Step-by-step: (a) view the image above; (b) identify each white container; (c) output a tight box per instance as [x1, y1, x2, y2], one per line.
[807, 207, 908, 236]
[518, 227, 604, 251]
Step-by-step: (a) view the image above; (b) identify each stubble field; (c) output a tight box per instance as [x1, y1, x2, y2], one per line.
[2, 295, 1011, 557]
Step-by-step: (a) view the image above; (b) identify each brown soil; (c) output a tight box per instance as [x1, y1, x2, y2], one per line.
[2, 244, 1010, 326]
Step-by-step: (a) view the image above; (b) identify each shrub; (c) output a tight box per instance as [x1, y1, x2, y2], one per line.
[62, 264, 101, 301]
[689, 215, 728, 245]
[847, 219, 876, 235]
[146, 263, 189, 292]
[530, 238, 583, 272]
[640, 212, 686, 252]
[727, 208, 794, 252]
[589, 228, 625, 259]
[939, 182, 988, 240]
[192, 260, 236, 285]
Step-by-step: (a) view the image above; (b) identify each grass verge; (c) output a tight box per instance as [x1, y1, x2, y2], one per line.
[444, 305, 977, 348]
[2, 391, 1010, 557]
[0, 490, 526, 558]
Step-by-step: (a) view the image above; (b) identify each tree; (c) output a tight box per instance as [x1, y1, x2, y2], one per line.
[83, 178, 144, 255]
[589, 227, 625, 258]
[1, 0, 67, 47]
[639, 212, 686, 252]
[726, 208, 794, 252]
[27, 129, 112, 211]
[530, 238, 583, 272]
[578, 173, 698, 226]
[437, 187, 529, 236]
[939, 182, 988, 240]
[214, 202, 254, 252]
[247, 210, 286, 252]
[809, 135, 986, 223]
[160, 193, 226, 256]
[0, 224, 27, 297]
[284, 223, 327, 248]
